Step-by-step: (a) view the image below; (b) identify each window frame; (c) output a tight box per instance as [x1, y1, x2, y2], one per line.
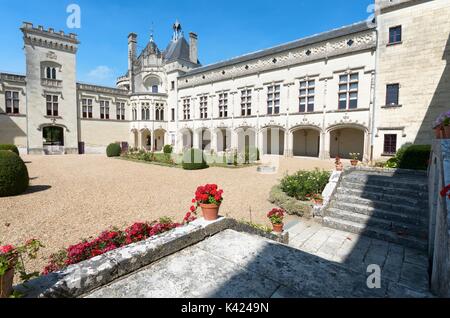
[267, 84, 281, 115]
[299, 80, 315, 113]
[389, 26, 402, 44]
[383, 134, 398, 155]
[116, 102, 125, 120]
[183, 99, 191, 120]
[46, 94, 59, 117]
[240, 89, 252, 117]
[338, 73, 359, 110]
[199, 96, 208, 119]
[5, 91, 20, 114]
[218, 93, 228, 118]
[386, 84, 400, 106]
[100, 100, 110, 120]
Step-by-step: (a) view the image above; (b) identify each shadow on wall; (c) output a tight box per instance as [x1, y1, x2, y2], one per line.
[414, 34, 450, 144]
[0, 115, 27, 145]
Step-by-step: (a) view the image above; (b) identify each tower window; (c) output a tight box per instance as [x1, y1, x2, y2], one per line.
[386, 84, 400, 106]
[389, 26, 402, 44]
[46, 95, 59, 117]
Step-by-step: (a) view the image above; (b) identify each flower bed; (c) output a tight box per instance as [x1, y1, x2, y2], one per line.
[42, 219, 180, 275]
[279, 169, 330, 201]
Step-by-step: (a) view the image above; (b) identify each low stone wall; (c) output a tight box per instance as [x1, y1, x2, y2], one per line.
[15, 217, 288, 298]
[268, 185, 314, 218]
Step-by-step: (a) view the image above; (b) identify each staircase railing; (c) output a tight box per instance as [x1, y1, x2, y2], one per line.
[428, 139, 450, 297]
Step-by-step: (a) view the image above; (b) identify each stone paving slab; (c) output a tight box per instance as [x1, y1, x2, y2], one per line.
[86, 229, 431, 298]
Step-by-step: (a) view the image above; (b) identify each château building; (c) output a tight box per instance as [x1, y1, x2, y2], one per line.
[0, 0, 449, 161]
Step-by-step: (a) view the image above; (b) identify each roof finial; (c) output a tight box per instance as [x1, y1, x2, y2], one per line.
[150, 21, 155, 42]
[173, 19, 182, 41]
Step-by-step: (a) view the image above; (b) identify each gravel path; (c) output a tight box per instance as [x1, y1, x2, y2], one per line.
[0, 154, 333, 276]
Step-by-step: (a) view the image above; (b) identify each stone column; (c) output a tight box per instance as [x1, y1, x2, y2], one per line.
[322, 130, 331, 159]
[193, 129, 200, 149]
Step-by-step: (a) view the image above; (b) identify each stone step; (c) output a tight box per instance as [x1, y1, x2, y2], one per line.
[342, 175, 428, 192]
[322, 216, 428, 251]
[328, 208, 428, 238]
[336, 187, 428, 208]
[329, 201, 427, 226]
[339, 181, 429, 200]
[333, 194, 428, 216]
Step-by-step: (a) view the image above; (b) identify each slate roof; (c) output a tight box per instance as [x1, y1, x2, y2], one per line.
[163, 36, 192, 63]
[181, 20, 375, 78]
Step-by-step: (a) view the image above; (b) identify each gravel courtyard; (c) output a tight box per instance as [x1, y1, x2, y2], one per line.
[0, 154, 333, 274]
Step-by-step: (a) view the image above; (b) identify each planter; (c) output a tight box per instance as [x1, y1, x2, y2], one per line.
[314, 199, 324, 206]
[0, 268, 14, 298]
[350, 160, 359, 167]
[199, 203, 221, 221]
[272, 223, 284, 233]
[444, 125, 450, 139]
[335, 164, 344, 172]
[435, 126, 444, 139]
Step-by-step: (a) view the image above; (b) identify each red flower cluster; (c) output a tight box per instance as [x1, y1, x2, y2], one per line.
[267, 208, 285, 225]
[194, 184, 224, 205]
[0, 245, 15, 255]
[42, 220, 180, 275]
[440, 184, 450, 199]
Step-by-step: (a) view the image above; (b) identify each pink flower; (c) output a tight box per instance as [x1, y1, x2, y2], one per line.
[0, 245, 15, 254]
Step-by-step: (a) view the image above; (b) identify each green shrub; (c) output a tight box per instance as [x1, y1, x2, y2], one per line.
[280, 169, 331, 201]
[244, 146, 260, 164]
[182, 148, 208, 170]
[106, 143, 121, 157]
[385, 158, 398, 168]
[163, 145, 173, 154]
[0, 150, 29, 197]
[0, 144, 19, 156]
[398, 145, 431, 170]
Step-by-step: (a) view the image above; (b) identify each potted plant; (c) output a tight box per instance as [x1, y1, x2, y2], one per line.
[349, 153, 360, 166]
[267, 208, 285, 233]
[0, 239, 43, 298]
[191, 184, 224, 221]
[443, 116, 450, 139]
[434, 111, 450, 139]
[335, 156, 343, 171]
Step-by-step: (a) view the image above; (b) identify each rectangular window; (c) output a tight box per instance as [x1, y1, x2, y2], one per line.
[183, 99, 190, 120]
[299, 80, 315, 113]
[218, 93, 228, 118]
[267, 85, 280, 115]
[82, 99, 93, 119]
[241, 89, 252, 116]
[200, 96, 208, 119]
[171, 81, 175, 90]
[338, 73, 358, 110]
[141, 103, 150, 121]
[46, 94, 59, 117]
[100, 101, 110, 119]
[386, 84, 399, 106]
[155, 103, 164, 121]
[384, 134, 397, 155]
[116, 102, 125, 120]
[389, 26, 402, 44]
[5, 91, 19, 114]
[171, 108, 175, 121]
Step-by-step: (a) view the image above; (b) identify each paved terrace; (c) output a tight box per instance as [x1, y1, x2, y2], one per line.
[86, 222, 431, 298]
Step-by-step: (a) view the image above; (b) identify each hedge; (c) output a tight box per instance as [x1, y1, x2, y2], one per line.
[106, 143, 122, 157]
[182, 148, 208, 170]
[163, 145, 173, 154]
[269, 186, 314, 218]
[280, 169, 331, 201]
[0, 144, 19, 156]
[0, 150, 29, 197]
[398, 145, 431, 171]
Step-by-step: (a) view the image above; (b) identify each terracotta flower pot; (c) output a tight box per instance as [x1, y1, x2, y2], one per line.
[335, 164, 343, 172]
[350, 160, 358, 167]
[199, 203, 221, 221]
[314, 199, 324, 206]
[444, 125, 450, 139]
[435, 126, 443, 139]
[272, 223, 284, 233]
[0, 268, 14, 298]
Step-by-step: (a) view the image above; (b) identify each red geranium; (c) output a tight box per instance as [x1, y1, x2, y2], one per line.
[267, 208, 285, 225]
[193, 184, 224, 205]
[440, 184, 450, 199]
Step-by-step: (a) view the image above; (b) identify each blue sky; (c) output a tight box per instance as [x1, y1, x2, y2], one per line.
[0, 0, 373, 86]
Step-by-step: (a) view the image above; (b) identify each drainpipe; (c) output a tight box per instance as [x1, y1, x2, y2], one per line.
[370, 26, 380, 163]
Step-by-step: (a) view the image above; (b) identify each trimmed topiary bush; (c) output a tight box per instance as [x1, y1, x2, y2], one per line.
[0, 150, 29, 197]
[398, 145, 431, 171]
[280, 169, 331, 201]
[0, 144, 19, 156]
[106, 143, 122, 157]
[163, 145, 173, 154]
[182, 148, 208, 170]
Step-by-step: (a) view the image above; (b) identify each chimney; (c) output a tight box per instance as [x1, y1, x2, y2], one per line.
[189, 32, 198, 64]
[128, 33, 137, 72]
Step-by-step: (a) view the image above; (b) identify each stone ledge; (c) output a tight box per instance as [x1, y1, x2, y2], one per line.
[14, 217, 288, 298]
[350, 166, 428, 176]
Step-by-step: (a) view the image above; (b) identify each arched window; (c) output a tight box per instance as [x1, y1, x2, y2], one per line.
[46, 67, 51, 79]
[52, 68, 57, 80]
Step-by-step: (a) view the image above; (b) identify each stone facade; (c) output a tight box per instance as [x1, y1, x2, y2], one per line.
[0, 0, 448, 160]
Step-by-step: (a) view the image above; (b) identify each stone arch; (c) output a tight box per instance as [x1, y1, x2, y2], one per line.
[261, 126, 286, 155]
[195, 127, 212, 151]
[179, 128, 194, 151]
[327, 124, 367, 160]
[290, 125, 322, 158]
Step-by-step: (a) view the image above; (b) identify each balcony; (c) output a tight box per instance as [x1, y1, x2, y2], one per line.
[41, 78, 62, 88]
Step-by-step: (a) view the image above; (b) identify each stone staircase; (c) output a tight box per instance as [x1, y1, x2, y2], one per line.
[323, 169, 429, 251]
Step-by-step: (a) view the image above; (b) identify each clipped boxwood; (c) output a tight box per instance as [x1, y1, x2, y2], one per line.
[0, 150, 29, 197]
[163, 145, 173, 154]
[106, 143, 122, 157]
[0, 144, 19, 156]
[398, 145, 431, 171]
[182, 148, 208, 170]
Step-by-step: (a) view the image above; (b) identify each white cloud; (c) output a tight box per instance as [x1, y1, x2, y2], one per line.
[87, 65, 115, 81]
